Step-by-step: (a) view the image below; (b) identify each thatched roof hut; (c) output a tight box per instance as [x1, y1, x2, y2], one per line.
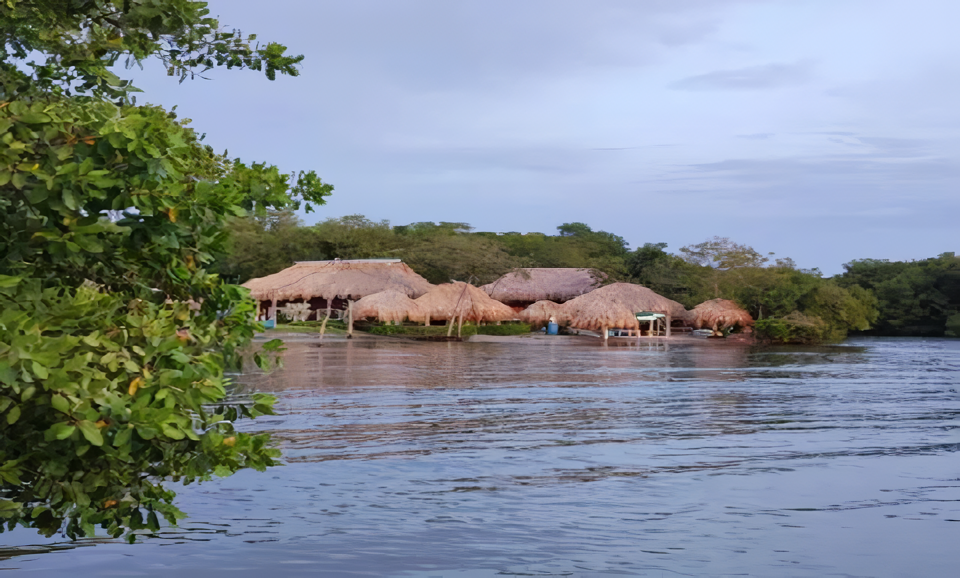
[563, 282, 690, 332]
[242, 259, 434, 302]
[352, 289, 426, 324]
[518, 300, 571, 325]
[415, 282, 516, 322]
[690, 299, 754, 331]
[481, 268, 604, 305]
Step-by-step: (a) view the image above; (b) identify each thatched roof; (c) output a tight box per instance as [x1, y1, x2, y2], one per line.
[563, 282, 690, 331]
[415, 282, 517, 322]
[518, 300, 572, 325]
[353, 289, 426, 324]
[690, 299, 754, 330]
[242, 259, 434, 302]
[481, 268, 604, 303]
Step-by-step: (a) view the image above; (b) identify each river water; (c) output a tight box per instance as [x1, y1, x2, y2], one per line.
[2, 335, 959, 577]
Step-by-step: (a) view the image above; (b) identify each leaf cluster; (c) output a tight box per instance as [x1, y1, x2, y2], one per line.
[1, 0, 303, 99]
[1, 1, 331, 540]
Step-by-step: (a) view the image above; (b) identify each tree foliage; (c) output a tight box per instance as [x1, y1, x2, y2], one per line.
[1, 1, 331, 540]
[836, 253, 960, 336]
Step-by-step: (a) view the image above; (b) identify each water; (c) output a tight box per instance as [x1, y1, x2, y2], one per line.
[2, 335, 959, 577]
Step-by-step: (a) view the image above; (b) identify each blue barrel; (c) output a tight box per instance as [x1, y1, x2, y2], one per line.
[547, 322, 559, 335]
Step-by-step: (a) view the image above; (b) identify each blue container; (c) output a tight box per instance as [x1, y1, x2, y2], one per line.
[262, 319, 276, 329]
[547, 322, 559, 335]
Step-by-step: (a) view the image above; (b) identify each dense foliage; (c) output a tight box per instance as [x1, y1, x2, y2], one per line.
[1, 1, 331, 540]
[836, 253, 960, 336]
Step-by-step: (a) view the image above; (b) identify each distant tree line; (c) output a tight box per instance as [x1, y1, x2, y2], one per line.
[215, 210, 959, 342]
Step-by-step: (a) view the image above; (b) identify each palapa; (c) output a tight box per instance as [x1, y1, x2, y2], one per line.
[563, 282, 690, 332]
[352, 289, 426, 324]
[415, 282, 516, 322]
[518, 300, 572, 325]
[242, 259, 434, 302]
[481, 268, 604, 304]
[690, 299, 754, 331]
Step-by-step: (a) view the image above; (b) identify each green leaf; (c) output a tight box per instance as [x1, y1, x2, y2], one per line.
[6, 406, 21, 425]
[32, 361, 49, 380]
[112, 427, 132, 447]
[51, 394, 70, 414]
[11, 172, 28, 189]
[0, 275, 22, 288]
[62, 189, 78, 210]
[18, 112, 52, 124]
[77, 421, 103, 446]
[146, 510, 160, 531]
[48, 422, 76, 440]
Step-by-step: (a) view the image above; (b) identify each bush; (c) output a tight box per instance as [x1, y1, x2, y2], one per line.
[754, 312, 830, 344]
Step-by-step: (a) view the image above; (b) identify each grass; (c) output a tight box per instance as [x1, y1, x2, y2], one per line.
[267, 319, 347, 334]
[368, 322, 532, 337]
[265, 319, 533, 338]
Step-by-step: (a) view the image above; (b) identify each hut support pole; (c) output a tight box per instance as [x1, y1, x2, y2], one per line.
[666, 315, 671, 338]
[446, 316, 455, 337]
[457, 313, 464, 338]
[602, 324, 609, 345]
[346, 300, 354, 339]
[319, 310, 331, 340]
[268, 299, 277, 321]
[424, 314, 430, 327]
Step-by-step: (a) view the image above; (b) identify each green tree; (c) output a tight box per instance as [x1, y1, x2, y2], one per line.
[1, 1, 331, 540]
[216, 209, 325, 283]
[680, 236, 770, 270]
[311, 214, 399, 260]
[837, 254, 960, 336]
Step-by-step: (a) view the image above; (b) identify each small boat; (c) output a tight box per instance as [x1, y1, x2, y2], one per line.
[691, 329, 714, 338]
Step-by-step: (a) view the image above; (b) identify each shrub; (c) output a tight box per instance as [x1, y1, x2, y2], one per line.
[754, 312, 830, 344]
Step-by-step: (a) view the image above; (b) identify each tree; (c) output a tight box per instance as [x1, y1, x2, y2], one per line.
[1, 1, 331, 540]
[837, 253, 960, 336]
[216, 209, 325, 283]
[679, 236, 769, 270]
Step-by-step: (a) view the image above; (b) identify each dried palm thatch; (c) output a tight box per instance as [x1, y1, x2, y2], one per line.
[563, 282, 690, 331]
[242, 260, 434, 302]
[690, 299, 754, 331]
[352, 289, 426, 324]
[518, 300, 572, 325]
[415, 282, 517, 322]
[481, 268, 604, 304]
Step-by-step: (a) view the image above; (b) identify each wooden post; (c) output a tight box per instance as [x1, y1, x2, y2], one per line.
[319, 310, 331, 340]
[666, 314, 671, 337]
[346, 300, 354, 338]
[446, 316, 455, 337]
[457, 313, 464, 338]
[602, 324, 608, 345]
[424, 313, 431, 326]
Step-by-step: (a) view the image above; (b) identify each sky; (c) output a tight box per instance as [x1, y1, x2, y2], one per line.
[128, 0, 959, 275]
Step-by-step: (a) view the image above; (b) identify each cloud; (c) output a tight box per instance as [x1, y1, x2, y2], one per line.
[670, 62, 813, 91]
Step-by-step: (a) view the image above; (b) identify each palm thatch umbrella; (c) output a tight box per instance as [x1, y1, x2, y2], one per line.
[690, 299, 754, 332]
[518, 300, 572, 326]
[415, 282, 516, 324]
[563, 282, 690, 341]
[243, 260, 434, 303]
[352, 289, 426, 324]
[481, 268, 605, 305]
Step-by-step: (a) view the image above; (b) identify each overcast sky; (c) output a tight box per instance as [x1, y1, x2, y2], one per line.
[130, 0, 959, 274]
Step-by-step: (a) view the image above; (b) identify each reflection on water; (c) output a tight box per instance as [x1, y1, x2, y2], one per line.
[2, 336, 959, 577]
